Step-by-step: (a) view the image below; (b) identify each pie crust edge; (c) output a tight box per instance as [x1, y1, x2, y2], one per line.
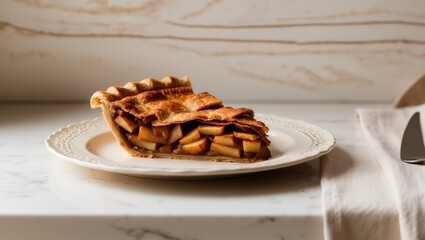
[90, 76, 270, 163]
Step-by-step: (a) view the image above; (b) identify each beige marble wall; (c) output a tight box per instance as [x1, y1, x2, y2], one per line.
[1, 0, 425, 102]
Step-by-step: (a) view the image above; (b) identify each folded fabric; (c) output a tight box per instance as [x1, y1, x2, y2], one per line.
[321, 131, 400, 239]
[357, 105, 425, 240]
[322, 104, 425, 240]
[394, 73, 425, 108]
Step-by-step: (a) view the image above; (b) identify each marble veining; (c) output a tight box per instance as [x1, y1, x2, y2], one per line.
[1, 0, 425, 101]
[167, 19, 425, 28]
[0, 103, 388, 239]
[111, 223, 200, 240]
[1, 21, 425, 45]
[227, 64, 373, 91]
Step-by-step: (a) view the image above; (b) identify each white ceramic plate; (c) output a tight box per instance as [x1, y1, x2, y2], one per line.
[46, 114, 335, 180]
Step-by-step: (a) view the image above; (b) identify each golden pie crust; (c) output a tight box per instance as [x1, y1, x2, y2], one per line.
[90, 76, 271, 163]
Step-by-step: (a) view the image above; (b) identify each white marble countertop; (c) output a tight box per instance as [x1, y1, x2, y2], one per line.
[0, 103, 386, 240]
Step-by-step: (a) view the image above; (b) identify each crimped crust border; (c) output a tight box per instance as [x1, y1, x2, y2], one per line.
[90, 76, 191, 109]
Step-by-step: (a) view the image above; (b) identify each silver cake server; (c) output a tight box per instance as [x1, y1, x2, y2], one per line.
[400, 112, 425, 164]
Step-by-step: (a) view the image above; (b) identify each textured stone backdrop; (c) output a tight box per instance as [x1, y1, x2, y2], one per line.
[1, 0, 425, 102]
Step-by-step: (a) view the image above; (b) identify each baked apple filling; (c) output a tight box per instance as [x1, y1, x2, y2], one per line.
[113, 113, 271, 160]
[91, 76, 272, 163]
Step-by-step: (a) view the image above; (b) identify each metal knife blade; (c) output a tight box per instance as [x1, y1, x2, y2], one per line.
[400, 112, 425, 163]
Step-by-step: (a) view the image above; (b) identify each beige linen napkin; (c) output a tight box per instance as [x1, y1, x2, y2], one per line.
[357, 106, 425, 239]
[322, 77, 425, 240]
[321, 147, 401, 240]
[394, 73, 425, 108]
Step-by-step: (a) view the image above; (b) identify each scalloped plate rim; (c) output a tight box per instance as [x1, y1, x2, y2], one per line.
[46, 114, 336, 178]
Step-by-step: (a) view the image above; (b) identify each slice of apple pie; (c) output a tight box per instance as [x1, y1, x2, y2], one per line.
[90, 76, 271, 163]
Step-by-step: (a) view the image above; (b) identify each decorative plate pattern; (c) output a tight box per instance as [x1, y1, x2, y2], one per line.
[46, 114, 336, 179]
